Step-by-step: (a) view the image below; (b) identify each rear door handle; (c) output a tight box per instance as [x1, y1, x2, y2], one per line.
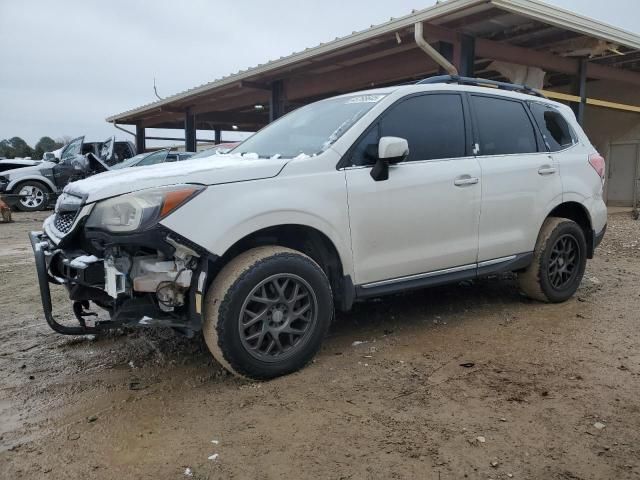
[538, 165, 557, 175]
[454, 175, 479, 186]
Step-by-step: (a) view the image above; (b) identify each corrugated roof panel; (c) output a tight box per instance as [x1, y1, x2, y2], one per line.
[107, 0, 640, 123]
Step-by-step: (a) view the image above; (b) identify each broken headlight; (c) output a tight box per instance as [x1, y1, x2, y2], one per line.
[85, 184, 204, 233]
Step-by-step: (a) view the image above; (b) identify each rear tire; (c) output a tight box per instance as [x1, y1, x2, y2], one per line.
[518, 217, 587, 303]
[14, 181, 49, 212]
[203, 246, 333, 380]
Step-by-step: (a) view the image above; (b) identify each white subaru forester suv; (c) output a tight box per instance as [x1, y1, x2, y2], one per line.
[30, 76, 607, 379]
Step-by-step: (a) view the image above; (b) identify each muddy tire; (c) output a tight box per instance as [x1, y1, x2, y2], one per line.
[14, 181, 49, 212]
[518, 217, 587, 303]
[203, 246, 333, 380]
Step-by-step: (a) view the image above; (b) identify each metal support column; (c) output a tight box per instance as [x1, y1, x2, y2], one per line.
[214, 128, 221, 145]
[269, 80, 285, 122]
[135, 124, 146, 154]
[576, 58, 588, 125]
[436, 42, 454, 75]
[571, 58, 588, 125]
[458, 34, 475, 77]
[185, 108, 196, 152]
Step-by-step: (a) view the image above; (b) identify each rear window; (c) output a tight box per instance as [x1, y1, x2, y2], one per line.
[471, 95, 538, 156]
[529, 102, 575, 151]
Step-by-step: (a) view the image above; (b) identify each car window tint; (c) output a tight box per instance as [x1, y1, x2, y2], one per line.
[380, 94, 466, 162]
[350, 126, 380, 166]
[472, 96, 537, 155]
[529, 102, 574, 151]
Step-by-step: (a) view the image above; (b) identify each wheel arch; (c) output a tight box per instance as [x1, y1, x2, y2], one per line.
[546, 201, 595, 258]
[8, 176, 56, 193]
[215, 223, 355, 311]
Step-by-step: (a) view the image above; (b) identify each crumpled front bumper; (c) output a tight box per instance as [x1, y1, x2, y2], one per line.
[29, 228, 213, 336]
[30, 230, 105, 334]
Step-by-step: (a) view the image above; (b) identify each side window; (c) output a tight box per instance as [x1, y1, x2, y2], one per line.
[529, 103, 574, 152]
[114, 143, 132, 161]
[471, 96, 538, 155]
[349, 94, 466, 166]
[350, 126, 380, 166]
[381, 94, 466, 162]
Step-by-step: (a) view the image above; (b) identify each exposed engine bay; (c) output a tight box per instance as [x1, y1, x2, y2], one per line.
[31, 226, 211, 337]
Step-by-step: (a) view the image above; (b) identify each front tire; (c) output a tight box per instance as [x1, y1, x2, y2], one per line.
[14, 181, 49, 212]
[203, 246, 333, 380]
[518, 217, 587, 303]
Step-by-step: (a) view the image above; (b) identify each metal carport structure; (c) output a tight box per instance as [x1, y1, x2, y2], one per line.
[107, 0, 640, 207]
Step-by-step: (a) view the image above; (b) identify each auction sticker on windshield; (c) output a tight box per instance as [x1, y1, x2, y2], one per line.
[346, 94, 386, 104]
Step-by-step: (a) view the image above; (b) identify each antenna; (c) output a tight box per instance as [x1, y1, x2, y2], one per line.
[153, 77, 163, 100]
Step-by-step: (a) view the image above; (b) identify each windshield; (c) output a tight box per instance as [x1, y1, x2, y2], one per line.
[111, 153, 147, 169]
[111, 149, 170, 169]
[232, 93, 387, 159]
[189, 143, 239, 160]
[61, 137, 83, 165]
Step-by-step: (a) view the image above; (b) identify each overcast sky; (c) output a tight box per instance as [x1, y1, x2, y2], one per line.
[1, 0, 639, 148]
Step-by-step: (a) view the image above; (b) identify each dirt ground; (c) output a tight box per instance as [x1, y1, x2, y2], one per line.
[0, 211, 639, 480]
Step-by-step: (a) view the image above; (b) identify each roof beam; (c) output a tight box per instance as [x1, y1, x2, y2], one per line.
[440, 7, 506, 30]
[196, 111, 268, 124]
[286, 49, 439, 100]
[238, 80, 272, 91]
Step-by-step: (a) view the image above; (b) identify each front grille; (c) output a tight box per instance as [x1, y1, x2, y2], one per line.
[54, 212, 77, 234]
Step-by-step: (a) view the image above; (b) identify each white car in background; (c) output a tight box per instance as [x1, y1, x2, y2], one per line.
[30, 76, 606, 380]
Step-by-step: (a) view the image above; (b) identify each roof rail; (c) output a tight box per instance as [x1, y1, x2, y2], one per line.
[416, 75, 546, 98]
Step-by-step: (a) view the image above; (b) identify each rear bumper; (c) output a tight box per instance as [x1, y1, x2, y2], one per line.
[593, 224, 606, 251]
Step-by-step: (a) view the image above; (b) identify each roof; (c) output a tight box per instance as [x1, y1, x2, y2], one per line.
[107, 0, 640, 128]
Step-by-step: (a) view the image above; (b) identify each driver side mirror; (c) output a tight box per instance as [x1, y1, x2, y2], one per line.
[370, 136, 409, 181]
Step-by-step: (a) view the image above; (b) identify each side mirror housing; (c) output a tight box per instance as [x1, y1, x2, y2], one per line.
[378, 136, 409, 163]
[370, 136, 409, 181]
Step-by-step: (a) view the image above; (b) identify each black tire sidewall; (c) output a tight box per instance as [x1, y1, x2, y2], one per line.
[14, 181, 49, 212]
[216, 252, 332, 379]
[538, 221, 587, 302]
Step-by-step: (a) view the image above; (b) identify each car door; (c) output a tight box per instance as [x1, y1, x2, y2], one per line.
[100, 136, 116, 165]
[52, 136, 85, 188]
[469, 94, 562, 263]
[344, 93, 482, 287]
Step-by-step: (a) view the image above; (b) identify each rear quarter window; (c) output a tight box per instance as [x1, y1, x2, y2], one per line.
[529, 102, 575, 151]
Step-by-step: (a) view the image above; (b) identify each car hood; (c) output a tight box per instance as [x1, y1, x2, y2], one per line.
[1, 161, 55, 178]
[65, 154, 290, 202]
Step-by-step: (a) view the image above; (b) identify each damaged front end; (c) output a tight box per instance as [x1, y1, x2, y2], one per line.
[29, 186, 213, 337]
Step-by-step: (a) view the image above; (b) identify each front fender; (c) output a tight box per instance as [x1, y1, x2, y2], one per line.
[161, 169, 355, 278]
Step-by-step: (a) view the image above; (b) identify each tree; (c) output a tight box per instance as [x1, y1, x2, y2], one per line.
[0, 137, 33, 159]
[56, 135, 73, 146]
[34, 136, 58, 159]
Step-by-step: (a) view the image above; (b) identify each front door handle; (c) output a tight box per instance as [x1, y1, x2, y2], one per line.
[454, 175, 479, 186]
[538, 165, 557, 175]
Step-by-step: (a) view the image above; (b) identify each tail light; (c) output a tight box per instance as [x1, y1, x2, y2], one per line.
[588, 153, 606, 179]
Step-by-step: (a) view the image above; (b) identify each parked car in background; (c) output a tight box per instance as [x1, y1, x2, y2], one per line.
[110, 149, 195, 170]
[29, 77, 607, 380]
[0, 136, 119, 211]
[81, 138, 136, 166]
[189, 142, 241, 159]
